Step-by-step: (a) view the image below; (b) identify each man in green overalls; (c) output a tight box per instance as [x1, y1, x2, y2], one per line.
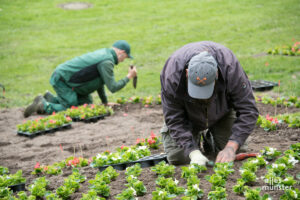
[24, 40, 137, 117]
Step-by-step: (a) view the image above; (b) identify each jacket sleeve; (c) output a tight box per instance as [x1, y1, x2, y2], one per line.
[97, 84, 108, 104]
[98, 61, 130, 93]
[161, 91, 199, 157]
[225, 52, 259, 147]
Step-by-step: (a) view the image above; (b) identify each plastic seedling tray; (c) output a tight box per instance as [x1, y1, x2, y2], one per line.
[17, 123, 72, 138]
[71, 114, 106, 123]
[8, 183, 25, 192]
[98, 153, 168, 172]
[250, 80, 278, 91]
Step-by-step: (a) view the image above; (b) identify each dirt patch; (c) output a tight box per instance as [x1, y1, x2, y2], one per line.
[0, 103, 299, 199]
[252, 52, 268, 58]
[58, 2, 93, 10]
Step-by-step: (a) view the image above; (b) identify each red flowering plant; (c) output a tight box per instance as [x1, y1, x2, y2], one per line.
[267, 41, 300, 56]
[145, 131, 160, 149]
[31, 162, 62, 175]
[142, 96, 153, 107]
[128, 96, 140, 104]
[65, 156, 89, 168]
[256, 115, 281, 131]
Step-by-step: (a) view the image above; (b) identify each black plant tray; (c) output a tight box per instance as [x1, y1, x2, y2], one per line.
[250, 80, 278, 91]
[17, 123, 72, 138]
[8, 183, 25, 192]
[71, 114, 108, 123]
[98, 153, 168, 172]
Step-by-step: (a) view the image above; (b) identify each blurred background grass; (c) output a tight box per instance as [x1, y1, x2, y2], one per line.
[0, 0, 299, 108]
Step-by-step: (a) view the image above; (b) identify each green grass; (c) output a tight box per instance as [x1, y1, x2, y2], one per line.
[0, 0, 299, 108]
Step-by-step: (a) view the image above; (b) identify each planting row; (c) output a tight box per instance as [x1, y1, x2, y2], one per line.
[1, 143, 299, 199]
[116, 95, 161, 106]
[31, 132, 161, 176]
[255, 95, 300, 108]
[267, 41, 300, 56]
[256, 113, 300, 131]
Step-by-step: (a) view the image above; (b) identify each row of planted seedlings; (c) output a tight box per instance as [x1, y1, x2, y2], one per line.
[255, 95, 300, 108]
[256, 113, 300, 131]
[267, 41, 300, 56]
[16, 104, 113, 137]
[31, 132, 161, 177]
[116, 94, 161, 107]
[232, 144, 300, 200]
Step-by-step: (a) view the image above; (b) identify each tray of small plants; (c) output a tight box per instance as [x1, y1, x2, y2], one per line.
[63, 104, 113, 123]
[0, 166, 26, 193]
[16, 113, 72, 138]
[250, 80, 279, 91]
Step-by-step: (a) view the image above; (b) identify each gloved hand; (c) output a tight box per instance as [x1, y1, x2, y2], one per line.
[189, 150, 209, 166]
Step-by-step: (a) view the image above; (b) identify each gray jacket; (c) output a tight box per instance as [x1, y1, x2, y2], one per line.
[160, 41, 259, 156]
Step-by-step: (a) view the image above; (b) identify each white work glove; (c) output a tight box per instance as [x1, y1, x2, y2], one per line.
[189, 150, 209, 166]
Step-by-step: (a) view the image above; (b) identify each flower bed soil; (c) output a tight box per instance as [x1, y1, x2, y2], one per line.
[0, 101, 299, 199]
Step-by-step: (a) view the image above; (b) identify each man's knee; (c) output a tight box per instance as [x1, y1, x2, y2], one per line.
[166, 148, 190, 165]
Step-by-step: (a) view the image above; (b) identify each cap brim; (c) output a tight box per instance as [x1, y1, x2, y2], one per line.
[188, 79, 215, 99]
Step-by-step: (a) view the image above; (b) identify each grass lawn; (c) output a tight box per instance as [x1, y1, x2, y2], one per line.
[0, 0, 299, 108]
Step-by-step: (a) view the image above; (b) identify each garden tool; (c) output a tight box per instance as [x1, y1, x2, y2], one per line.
[206, 153, 259, 167]
[130, 65, 137, 89]
[0, 83, 5, 98]
[235, 153, 259, 161]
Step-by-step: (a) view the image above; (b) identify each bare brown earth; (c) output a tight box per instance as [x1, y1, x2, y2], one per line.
[0, 103, 299, 199]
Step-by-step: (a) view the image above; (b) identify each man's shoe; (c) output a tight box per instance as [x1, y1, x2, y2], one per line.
[43, 90, 55, 103]
[24, 95, 45, 118]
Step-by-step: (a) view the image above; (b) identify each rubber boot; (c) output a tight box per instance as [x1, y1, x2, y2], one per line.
[43, 90, 56, 103]
[24, 95, 45, 118]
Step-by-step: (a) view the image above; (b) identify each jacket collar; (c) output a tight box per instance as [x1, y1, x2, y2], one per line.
[110, 48, 118, 65]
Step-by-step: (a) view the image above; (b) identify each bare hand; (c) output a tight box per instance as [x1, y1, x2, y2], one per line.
[216, 146, 236, 163]
[127, 66, 137, 79]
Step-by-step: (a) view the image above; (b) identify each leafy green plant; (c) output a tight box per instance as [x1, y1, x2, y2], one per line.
[29, 177, 49, 198]
[0, 166, 9, 175]
[232, 179, 248, 195]
[56, 185, 75, 200]
[181, 164, 207, 179]
[152, 188, 177, 200]
[239, 169, 257, 184]
[213, 162, 234, 179]
[0, 170, 26, 187]
[155, 177, 184, 195]
[151, 161, 175, 177]
[205, 174, 226, 190]
[261, 147, 281, 160]
[115, 187, 136, 200]
[81, 189, 105, 200]
[183, 183, 204, 200]
[244, 188, 271, 200]
[17, 191, 37, 200]
[125, 163, 142, 177]
[280, 188, 300, 200]
[44, 192, 62, 200]
[207, 187, 227, 200]
[125, 180, 147, 196]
